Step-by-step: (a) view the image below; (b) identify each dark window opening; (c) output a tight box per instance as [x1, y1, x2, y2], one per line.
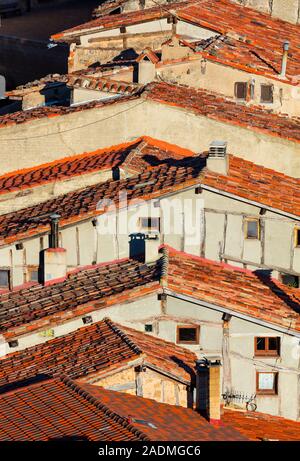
[235, 82, 247, 100]
[261, 84, 273, 103]
[140, 217, 160, 231]
[145, 324, 153, 332]
[281, 273, 299, 288]
[177, 326, 199, 344]
[255, 337, 280, 356]
[0, 269, 10, 289]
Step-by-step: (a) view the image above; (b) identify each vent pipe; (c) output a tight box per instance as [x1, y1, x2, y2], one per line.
[280, 40, 290, 78]
[49, 213, 61, 249]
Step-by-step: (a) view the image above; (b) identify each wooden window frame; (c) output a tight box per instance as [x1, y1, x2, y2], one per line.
[254, 337, 280, 357]
[244, 217, 260, 240]
[256, 371, 278, 395]
[294, 227, 300, 248]
[234, 82, 248, 101]
[260, 84, 274, 104]
[0, 267, 11, 290]
[176, 325, 200, 345]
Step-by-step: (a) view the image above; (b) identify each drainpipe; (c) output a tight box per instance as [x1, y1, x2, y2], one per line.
[280, 40, 290, 78]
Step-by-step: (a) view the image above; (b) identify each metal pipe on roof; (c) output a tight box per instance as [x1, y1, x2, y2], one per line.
[280, 40, 290, 78]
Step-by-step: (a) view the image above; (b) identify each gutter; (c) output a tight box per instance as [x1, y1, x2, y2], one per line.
[165, 289, 300, 339]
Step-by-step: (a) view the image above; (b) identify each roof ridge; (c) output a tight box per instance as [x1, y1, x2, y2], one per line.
[57, 375, 151, 441]
[103, 317, 144, 356]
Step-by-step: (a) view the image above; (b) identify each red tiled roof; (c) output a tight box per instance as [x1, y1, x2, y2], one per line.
[165, 246, 300, 333]
[53, 0, 300, 81]
[0, 319, 197, 388]
[1, 82, 299, 142]
[222, 408, 300, 441]
[202, 154, 300, 218]
[0, 376, 147, 441]
[1, 136, 300, 246]
[0, 136, 190, 196]
[78, 384, 248, 441]
[67, 74, 142, 94]
[0, 158, 205, 246]
[0, 259, 160, 334]
[145, 82, 300, 142]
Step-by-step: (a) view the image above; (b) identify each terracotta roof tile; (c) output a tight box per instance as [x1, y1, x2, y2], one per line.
[165, 246, 300, 333]
[0, 259, 160, 333]
[145, 82, 300, 142]
[85, 385, 300, 441]
[1, 137, 300, 246]
[53, 0, 300, 81]
[0, 136, 189, 196]
[0, 318, 197, 388]
[0, 376, 148, 441]
[222, 408, 300, 441]
[81, 384, 248, 441]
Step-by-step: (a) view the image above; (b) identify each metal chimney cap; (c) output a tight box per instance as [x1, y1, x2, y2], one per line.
[49, 213, 61, 221]
[283, 40, 290, 51]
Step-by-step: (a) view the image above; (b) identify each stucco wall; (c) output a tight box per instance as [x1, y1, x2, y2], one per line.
[157, 57, 300, 117]
[0, 98, 298, 177]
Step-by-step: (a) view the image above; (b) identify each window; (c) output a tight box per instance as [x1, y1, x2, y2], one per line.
[139, 217, 160, 231]
[8, 340, 19, 348]
[261, 84, 273, 103]
[280, 273, 299, 288]
[294, 227, 300, 248]
[177, 325, 200, 345]
[82, 315, 93, 325]
[145, 324, 153, 332]
[244, 218, 260, 239]
[0, 269, 10, 289]
[27, 266, 39, 282]
[255, 337, 280, 357]
[256, 372, 278, 395]
[234, 82, 247, 100]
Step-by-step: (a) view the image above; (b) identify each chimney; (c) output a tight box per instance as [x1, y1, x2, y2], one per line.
[280, 40, 290, 78]
[206, 141, 228, 175]
[196, 357, 222, 425]
[39, 214, 67, 285]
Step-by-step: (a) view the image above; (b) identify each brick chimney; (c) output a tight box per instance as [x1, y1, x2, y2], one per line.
[39, 214, 67, 285]
[196, 357, 222, 425]
[207, 141, 228, 175]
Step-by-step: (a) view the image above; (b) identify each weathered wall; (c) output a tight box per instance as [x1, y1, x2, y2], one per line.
[233, 0, 300, 24]
[0, 98, 298, 176]
[157, 56, 300, 117]
[92, 366, 189, 407]
[1, 186, 300, 292]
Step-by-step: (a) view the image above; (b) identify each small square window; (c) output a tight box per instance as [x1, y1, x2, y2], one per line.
[177, 325, 199, 345]
[255, 337, 280, 357]
[235, 82, 247, 100]
[0, 269, 10, 289]
[281, 273, 299, 288]
[139, 217, 160, 231]
[82, 316, 93, 325]
[261, 84, 273, 103]
[27, 266, 39, 282]
[256, 372, 278, 395]
[294, 228, 300, 248]
[145, 324, 153, 332]
[244, 218, 260, 239]
[8, 340, 19, 348]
